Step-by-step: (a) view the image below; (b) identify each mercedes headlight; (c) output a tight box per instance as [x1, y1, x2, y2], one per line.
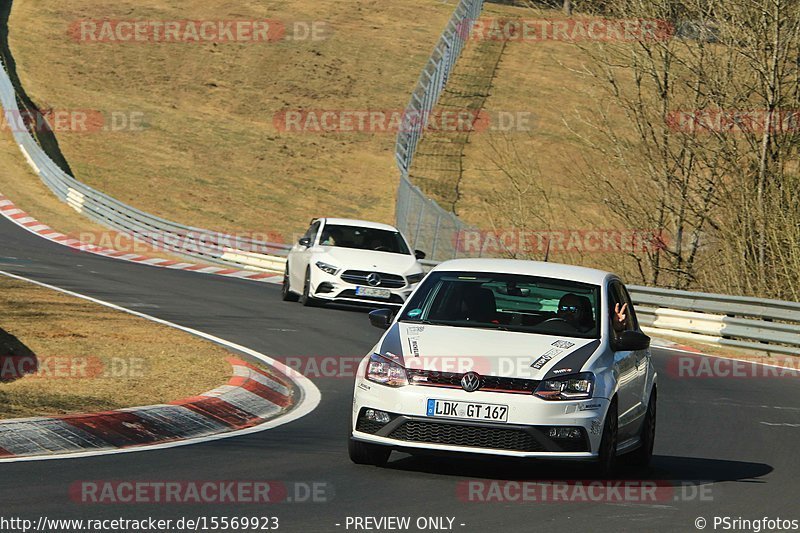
[406, 272, 424, 285]
[315, 261, 340, 275]
[534, 372, 594, 400]
[366, 353, 408, 387]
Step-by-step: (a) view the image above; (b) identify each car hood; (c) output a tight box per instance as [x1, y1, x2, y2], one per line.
[377, 322, 601, 381]
[313, 246, 421, 274]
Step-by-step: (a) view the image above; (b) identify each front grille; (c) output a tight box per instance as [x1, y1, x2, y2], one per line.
[406, 369, 539, 394]
[340, 270, 406, 288]
[389, 420, 544, 452]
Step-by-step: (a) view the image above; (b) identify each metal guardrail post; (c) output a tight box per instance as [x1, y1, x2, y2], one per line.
[393, 0, 485, 262]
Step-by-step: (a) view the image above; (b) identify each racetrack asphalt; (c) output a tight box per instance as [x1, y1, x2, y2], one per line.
[1, 213, 797, 532]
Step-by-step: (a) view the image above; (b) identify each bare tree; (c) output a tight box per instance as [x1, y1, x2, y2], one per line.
[566, 0, 799, 299]
[564, 0, 728, 288]
[476, 133, 553, 260]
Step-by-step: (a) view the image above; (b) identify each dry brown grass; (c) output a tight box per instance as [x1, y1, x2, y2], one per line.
[456, 7, 611, 228]
[408, 5, 645, 274]
[4, 1, 664, 278]
[6, 0, 454, 239]
[0, 274, 231, 419]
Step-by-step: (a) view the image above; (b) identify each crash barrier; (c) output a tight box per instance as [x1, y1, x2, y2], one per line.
[422, 259, 799, 355]
[394, 0, 484, 262]
[628, 286, 800, 356]
[0, 55, 291, 272]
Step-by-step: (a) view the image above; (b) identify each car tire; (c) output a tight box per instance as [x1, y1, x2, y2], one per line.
[629, 387, 656, 470]
[281, 264, 299, 302]
[299, 268, 316, 307]
[348, 438, 391, 466]
[596, 398, 618, 477]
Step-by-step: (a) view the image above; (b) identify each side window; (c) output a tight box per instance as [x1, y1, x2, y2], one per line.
[608, 281, 636, 338]
[303, 221, 321, 244]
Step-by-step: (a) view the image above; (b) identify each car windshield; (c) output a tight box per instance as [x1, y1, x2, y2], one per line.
[318, 224, 410, 255]
[398, 271, 601, 339]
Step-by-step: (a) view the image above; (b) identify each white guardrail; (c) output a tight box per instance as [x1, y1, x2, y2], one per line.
[627, 286, 800, 356]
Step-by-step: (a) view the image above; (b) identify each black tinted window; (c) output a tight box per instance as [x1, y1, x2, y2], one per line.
[399, 271, 601, 339]
[319, 225, 410, 255]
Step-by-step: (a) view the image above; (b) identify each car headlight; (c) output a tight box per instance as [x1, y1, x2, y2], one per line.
[534, 372, 594, 400]
[366, 353, 408, 387]
[406, 272, 424, 285]
[315, 261, 340, 276]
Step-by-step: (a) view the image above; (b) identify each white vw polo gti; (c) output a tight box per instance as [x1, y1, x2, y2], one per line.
[282, 218, 426, 307]
[349, 259, 657, 474]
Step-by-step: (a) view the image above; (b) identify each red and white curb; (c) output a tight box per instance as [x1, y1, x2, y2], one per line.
[0, 358, 293, 459]
[0, 269, 321, 463]
[0, 194, 282, 284]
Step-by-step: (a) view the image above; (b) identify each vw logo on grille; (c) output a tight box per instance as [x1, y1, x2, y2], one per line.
[366, 273, 382, 286]
[460, 372, 481, 393]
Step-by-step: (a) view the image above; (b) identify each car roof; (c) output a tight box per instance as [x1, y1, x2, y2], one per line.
[432, 258, 616, 286]
[318, 218, 400, 232]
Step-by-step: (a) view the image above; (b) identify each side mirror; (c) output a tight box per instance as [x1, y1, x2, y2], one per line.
[298, 237, 311, 247]
[414, 250, 426, 260]
[368, 309, 393, 330]
[613, 330, 651, 352]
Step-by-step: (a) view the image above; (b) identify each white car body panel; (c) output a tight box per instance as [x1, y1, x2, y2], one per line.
[350, 259, 657, 460]
[285, 218, 424, 306]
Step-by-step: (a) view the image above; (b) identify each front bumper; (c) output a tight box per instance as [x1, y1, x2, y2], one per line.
[352, 379, 610, 459]
[310, 270, 417, 306]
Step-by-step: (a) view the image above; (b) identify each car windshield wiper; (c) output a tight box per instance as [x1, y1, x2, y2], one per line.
[467, 323, 510, 332]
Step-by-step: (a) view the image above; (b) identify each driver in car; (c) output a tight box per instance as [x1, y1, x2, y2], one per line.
[555, 293, 628, 333]
[320, 228, 340, 246]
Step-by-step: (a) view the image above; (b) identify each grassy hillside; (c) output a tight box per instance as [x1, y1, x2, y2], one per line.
[6, 0, 454, 238]
[4, 1, 744, 290]
[5, 1, 628, 247]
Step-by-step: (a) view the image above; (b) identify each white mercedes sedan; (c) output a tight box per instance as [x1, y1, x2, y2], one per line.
[282, 218, 426, 307]
[349, 259, 657, 474]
